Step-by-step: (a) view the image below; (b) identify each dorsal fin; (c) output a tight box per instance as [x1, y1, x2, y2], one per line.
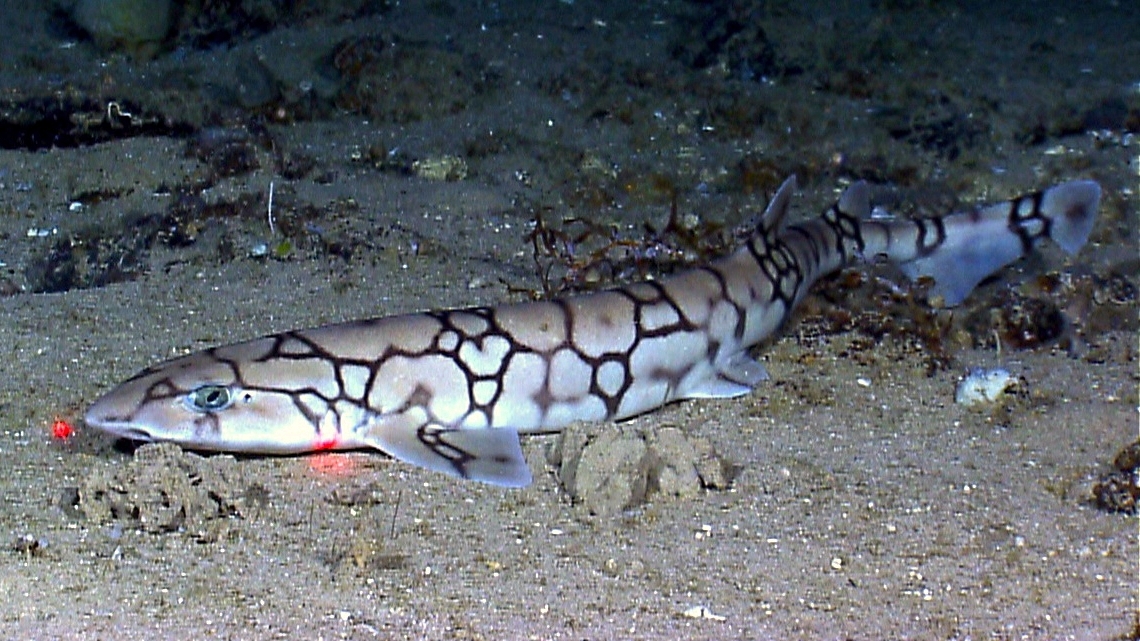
[758, 175, 798, 235]
[837, 181, 871, 219]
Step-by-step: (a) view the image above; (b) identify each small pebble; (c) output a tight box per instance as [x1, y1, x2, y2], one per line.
[682, 605, 726, 621]
[955, 368, 1015, 406]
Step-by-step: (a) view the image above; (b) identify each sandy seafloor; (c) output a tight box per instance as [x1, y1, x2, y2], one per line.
[0, 1, 1136, 639]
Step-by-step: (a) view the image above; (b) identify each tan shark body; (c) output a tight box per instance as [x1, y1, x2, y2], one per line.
[84, 177, 1101, 486]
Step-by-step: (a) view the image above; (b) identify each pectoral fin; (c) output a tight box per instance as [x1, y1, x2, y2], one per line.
[362, 414, 532, 487]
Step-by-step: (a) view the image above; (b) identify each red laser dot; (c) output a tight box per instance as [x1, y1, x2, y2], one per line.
[313, 436, 339, 451]
[308, 452, 357, 477]
[51, 418, 74, 441]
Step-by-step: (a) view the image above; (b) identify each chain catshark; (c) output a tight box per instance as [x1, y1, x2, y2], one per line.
[84, 176, 1101, 486]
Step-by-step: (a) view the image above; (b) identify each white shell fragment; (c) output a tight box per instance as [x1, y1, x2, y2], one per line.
[955, 368, 1015, 406]
[682, 605, 727, 621]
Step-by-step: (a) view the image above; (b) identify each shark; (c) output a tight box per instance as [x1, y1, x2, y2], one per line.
[84, 176, 1101, 487]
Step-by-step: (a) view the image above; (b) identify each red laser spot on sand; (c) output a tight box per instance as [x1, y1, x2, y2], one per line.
[308, 452, 358, 477]
[51, 418, 74, 441]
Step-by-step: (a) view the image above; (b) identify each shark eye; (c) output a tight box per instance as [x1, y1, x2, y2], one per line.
[185, 385, 235, 412]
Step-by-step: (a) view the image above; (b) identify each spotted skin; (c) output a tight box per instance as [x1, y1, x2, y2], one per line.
[85, 177, 1101, 486]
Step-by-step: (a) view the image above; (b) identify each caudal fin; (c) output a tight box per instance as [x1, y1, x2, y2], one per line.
[894, 180, 1101, 306]
[1040, 180, 1101, 254]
